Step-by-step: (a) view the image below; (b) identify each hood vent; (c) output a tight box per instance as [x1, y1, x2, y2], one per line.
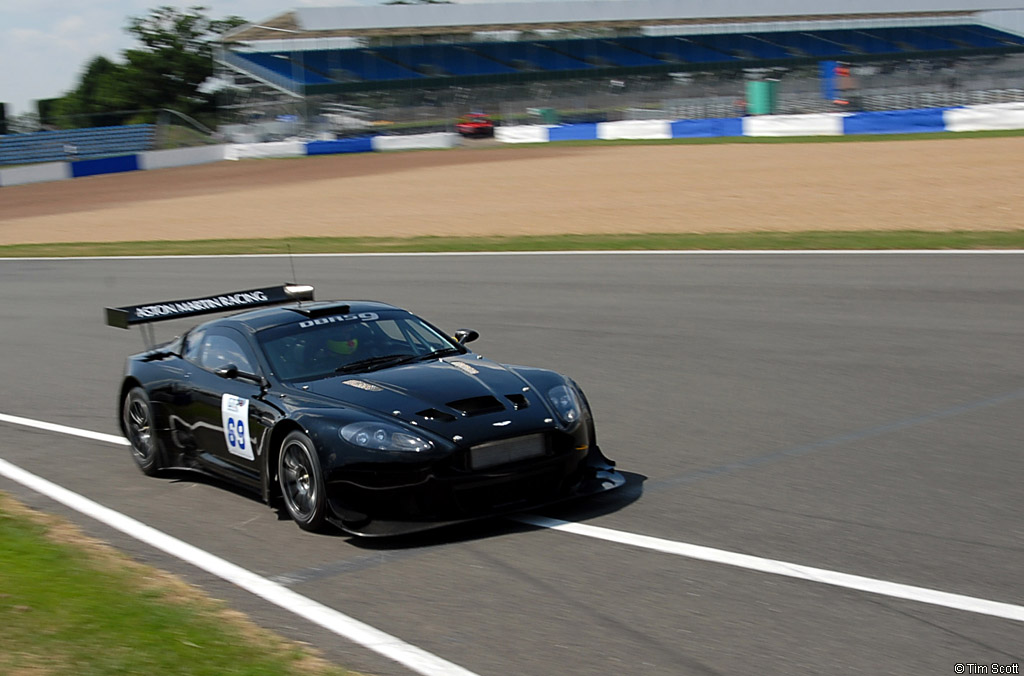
[447, 395, 505, 417]
[505, 393, 529, 410]
[418, 408, 457, 423]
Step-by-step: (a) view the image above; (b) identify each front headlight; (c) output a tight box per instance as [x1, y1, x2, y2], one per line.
[547, 384, 582, 425]
[340, 422, 433, 452]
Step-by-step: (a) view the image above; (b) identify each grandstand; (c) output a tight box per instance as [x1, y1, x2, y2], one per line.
[213, 0, 1024, 135]
[0, 125, 156, 166]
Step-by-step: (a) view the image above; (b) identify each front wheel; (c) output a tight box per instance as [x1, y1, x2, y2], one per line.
[122, 387, 162, 476]
[278, 431, 328, 532]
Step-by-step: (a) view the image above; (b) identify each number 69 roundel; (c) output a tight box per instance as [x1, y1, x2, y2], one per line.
[221, 394, 254, 460]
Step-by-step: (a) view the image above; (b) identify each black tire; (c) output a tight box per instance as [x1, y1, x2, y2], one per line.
[278, 431, 328, 532]
[122, 386, 162, 476]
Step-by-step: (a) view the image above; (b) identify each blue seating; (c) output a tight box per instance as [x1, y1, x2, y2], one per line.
[615, 37, 735, 64]
[0, 125, 156, 166]
[237, 53, 333, 85]
[761, 31, 855, 57]
[810, 29, 902, 55]
[218, 23, 1024, 88]
[472, 42, 593, 71]
[929, 25, 1006, 48]
[961, 25, 1024, 46]
[689, 33, 791, 60]
[540, 39, 665, 67]
[860, 27, 958, 51]
[302, 49, 422, 82]
[372, 44, 517, 76]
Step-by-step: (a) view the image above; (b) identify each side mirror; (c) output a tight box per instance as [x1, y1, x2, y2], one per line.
[215, 364, 240, 379]
[454, 329, 479, 345]
[215, 364, 267, 388]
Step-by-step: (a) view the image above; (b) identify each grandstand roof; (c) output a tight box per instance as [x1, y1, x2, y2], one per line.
[225, 0, 1024, 41]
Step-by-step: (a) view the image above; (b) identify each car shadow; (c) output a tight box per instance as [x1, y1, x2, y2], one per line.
[347, 470, 646, 551]
[159, 466, 646, 546]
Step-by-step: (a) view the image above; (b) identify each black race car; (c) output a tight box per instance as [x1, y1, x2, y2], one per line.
[106, 285, 624, 536]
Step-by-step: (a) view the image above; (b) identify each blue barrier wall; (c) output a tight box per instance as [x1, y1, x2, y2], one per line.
[3, 104, 1022, 188]
[671, 118, 744, 138]
[305, 138, 374, 155]
[842, 108, 952, 135]
[69, 155, 140, 178]
[548, 123, 599, 142]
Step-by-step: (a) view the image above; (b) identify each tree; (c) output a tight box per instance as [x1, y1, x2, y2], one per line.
[51, 56, 130, 127]
[53, 6, 246, 127]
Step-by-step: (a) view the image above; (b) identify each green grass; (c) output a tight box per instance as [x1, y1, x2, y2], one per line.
[0, 494, 356, 676]
[2, 230, 1023, 259]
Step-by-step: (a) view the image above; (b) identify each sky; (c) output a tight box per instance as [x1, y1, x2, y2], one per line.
[2, 0, 1022, 118]
[0, 0, 538, 117]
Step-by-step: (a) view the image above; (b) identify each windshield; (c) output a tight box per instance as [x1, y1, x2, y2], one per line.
[257, 309, 460, 382]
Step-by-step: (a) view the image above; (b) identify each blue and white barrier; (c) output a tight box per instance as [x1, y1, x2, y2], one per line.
[0, 161, 70, 187]
[743, 113, 846, 137]
[139, 145, 227, 171]
[491, 102, 1024, 144]
[944, 102, 1024, 132]
[1, 104, 1021, 188]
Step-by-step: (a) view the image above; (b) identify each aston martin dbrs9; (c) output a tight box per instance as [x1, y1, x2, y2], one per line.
[106, 285, 624, 536]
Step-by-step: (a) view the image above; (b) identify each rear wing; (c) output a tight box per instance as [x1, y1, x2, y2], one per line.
[105, 284, 315, 329]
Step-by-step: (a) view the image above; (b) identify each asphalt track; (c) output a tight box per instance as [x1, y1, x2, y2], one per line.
[1, 252, 1022, 675]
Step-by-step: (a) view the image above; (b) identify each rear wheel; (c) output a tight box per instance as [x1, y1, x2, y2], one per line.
[122, 387, 162, 476]
[278, 431, 328, 532]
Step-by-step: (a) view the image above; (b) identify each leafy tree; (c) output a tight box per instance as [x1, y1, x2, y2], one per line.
[53, 6, 245, 127]
[51, 56, 131, 127]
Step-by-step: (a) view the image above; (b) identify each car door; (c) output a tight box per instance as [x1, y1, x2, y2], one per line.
[180, 326, 272, 487]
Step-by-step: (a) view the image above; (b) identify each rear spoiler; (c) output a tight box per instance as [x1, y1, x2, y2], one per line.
[105, 284, 315, 329]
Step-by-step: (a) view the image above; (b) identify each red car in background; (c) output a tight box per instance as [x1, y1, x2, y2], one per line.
[456, 113, 495, 138]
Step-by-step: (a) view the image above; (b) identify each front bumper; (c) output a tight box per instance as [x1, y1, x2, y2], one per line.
[324, 443, 624, 537]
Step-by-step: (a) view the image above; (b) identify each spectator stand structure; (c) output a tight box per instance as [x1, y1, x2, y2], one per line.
[212, 0, 1024, 137]
[0, 125, 156, 166]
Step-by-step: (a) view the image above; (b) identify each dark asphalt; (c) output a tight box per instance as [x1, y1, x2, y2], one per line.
[1, 253, 1022, 675]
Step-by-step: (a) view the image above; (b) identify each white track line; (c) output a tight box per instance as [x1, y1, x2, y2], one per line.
[2, 250, 1024, 261]
[514, 515, 1024, 623]
[4, 411, 1024, 644]
[0, 413, 128, 446]
[0, 415, 478, 676]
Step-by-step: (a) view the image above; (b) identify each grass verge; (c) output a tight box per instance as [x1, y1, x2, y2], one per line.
[0, 491, 359, 676]
[1, 230, 1023, 258]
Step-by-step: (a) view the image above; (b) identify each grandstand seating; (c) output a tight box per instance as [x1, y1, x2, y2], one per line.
[760, 32, 854, 58]
[0, 124, 156, 166]
[372, 44, 517, 76]
[955, 24, 1024, 46]
[810, 30, 902, 55]
[616, 36, 736, 64]
[239, 52, 334, 85]
[540, 39, 665, 67]
[859, 27, 959, 51]
[687, 33, 793, 60]
[301, 49, 422, 82]
[471, 42, 594, 71]
[219, 24, 1024, 91]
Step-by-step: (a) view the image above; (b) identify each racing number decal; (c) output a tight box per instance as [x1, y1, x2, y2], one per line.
[221, 394, 254, 461]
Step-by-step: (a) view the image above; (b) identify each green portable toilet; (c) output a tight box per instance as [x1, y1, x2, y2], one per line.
[536, 107, 559, 124]
[746, 79, 779, 115]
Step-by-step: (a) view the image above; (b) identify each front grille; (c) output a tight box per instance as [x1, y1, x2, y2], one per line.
[469, 433, 547, 470]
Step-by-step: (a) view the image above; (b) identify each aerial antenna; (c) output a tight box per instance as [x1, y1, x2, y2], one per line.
[287, 243, 304, 306]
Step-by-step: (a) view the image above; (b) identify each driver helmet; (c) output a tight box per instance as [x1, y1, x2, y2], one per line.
[326, 323, 365, 356]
